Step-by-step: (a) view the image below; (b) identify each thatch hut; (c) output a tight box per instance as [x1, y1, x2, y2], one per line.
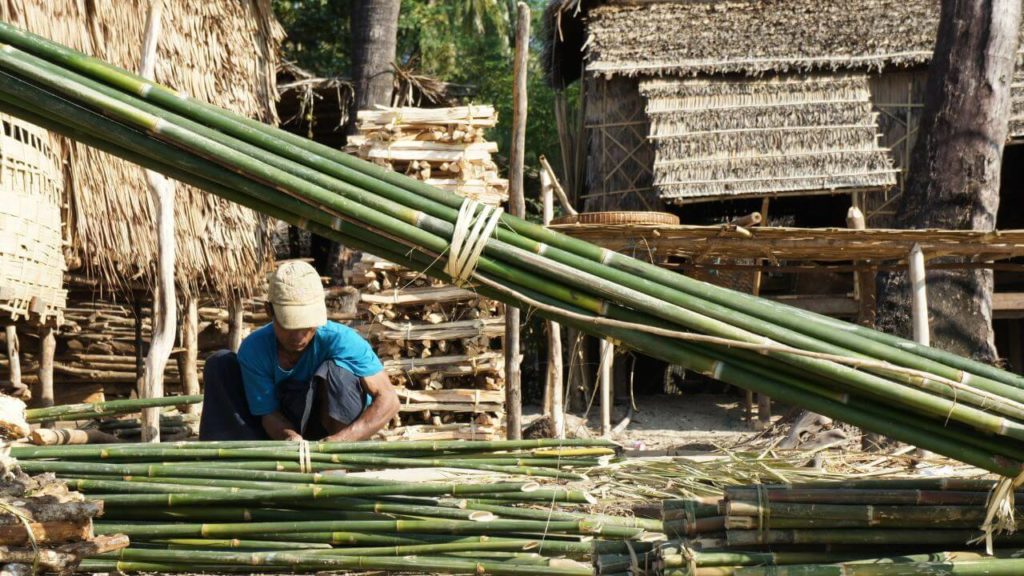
[1, 0, 282, 300]
[542, 0, 1024, 222]
[0, 1, 283, 404]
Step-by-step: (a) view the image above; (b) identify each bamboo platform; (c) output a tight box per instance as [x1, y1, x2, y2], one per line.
[549, 223, 1024, 263]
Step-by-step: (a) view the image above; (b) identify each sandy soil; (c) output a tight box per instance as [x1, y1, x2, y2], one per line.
[526, 392, 785, 453]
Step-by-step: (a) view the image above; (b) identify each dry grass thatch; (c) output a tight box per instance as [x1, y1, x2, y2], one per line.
[640, 74, 898, 202]
[0, 1, 284, 300]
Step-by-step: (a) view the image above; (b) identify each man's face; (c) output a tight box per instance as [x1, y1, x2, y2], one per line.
[274, 321, 317, 354]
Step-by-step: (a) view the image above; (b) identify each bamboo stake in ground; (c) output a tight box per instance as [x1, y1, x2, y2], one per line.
[178, 297, 200, 414]
[138, 0, 175, 443]
[3, 326, 25, 399]
[36, 323, 54, 413]
[541, 167, 565, 438]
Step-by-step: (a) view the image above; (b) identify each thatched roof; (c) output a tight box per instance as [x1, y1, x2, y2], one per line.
[0, 1, 284, 300]
[642, 74, 897, 202]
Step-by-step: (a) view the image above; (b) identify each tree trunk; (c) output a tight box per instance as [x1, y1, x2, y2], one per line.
[140, 0, 177, 443]
[876, 0, 1020, 363]
[349, 0, 400, 130]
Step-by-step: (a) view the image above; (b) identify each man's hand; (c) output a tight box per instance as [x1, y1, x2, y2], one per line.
[261, 411, 303, 441]
[323, 371, 399, 442]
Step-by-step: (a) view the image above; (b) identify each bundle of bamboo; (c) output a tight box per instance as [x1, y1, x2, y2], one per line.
[9, 438, 656, 575]
[617, 479, 1024, 576]
[0, 21, 1022, 490]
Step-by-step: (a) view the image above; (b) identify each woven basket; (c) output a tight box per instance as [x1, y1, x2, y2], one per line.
[550, 211, 680, 226]
[0, 116, 66, 324]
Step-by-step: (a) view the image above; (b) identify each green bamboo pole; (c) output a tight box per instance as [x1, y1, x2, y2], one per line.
[95, 518, 644, 539]
[726, 528, 1024, 547]
[733, 559, 1024, 576]
[459, 501, 664, 531]
[724, 487, 1000, 506]
[99, 506, 386, 523]
[94, 548, 595, 576]
[78, 560, 289, 574]
[25, 395, 202, 422]
[148, 538, 332, 550]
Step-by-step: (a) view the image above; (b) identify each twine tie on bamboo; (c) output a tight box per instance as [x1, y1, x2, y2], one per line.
[297, 441, 312, 474]
[680, 542, 697, 576]
[756, 483, 771, 543]
[973, 468, 1024, 554]
[444, 198, 503, 287]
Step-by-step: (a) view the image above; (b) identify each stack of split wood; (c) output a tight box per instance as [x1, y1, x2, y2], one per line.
[346, 106, 509, 206]
[348, 255, 506, 441]
[0, 297, 265, 401]
[344, 105, 508, 441]
[0, 450, 127, 574]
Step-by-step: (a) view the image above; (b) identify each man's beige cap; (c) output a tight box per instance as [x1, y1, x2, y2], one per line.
[268, 261, 327, 330]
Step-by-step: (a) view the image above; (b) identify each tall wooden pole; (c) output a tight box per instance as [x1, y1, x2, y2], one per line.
[541, 168, 564, 438]
[504, 1, 529, 440]
[139, 0, 176, 442]
[4, 325, 25, 399]
[177, 296, 200, 414]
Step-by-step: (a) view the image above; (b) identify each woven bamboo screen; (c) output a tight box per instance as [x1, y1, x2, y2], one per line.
[640, 74, 899, 203]
[0, 115, 66, 324]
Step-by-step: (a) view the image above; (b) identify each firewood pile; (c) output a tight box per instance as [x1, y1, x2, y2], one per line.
[0, 297, 266, 401]
[347, 255, 506, 441]
[346, 105, 509, 206]
[0, 447, 128, 574]
[343, 104, 509, 441]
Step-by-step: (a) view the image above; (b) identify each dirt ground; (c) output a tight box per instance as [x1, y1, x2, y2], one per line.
[525, 391, 785, 453]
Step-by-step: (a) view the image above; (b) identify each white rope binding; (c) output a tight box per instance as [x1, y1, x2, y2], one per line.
[445, 198, 503, 286]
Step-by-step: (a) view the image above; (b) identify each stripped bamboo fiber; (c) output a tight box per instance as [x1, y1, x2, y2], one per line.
[1, 21, 1024, 527]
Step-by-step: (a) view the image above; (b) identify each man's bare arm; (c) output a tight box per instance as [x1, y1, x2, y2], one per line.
[261, 411, 303, 441]
[323, 371, 399, 442]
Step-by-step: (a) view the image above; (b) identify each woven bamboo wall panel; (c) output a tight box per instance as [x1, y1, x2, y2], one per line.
[640, 74, 898, 203]
[0, 115, 66, 323]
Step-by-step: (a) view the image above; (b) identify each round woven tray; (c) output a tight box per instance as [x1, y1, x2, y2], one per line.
[550, 211, 680, 226]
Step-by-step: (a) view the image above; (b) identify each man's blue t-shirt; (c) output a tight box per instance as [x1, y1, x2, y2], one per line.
[237, 321, 384, 416]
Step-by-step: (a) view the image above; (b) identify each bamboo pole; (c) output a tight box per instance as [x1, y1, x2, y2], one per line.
[178, 297, 200, 414]
[541, 167, 565, 438]
[138, 0, 175, 443]
[909, 243, 929, 347]
[505, 1, 530, 441]
[599, 338, 613, 437]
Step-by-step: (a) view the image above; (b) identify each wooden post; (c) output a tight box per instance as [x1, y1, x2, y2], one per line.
[599, 338, 613, 437]
[909, 243, 929, 347]
[36, 324, 55, 416]
[4, 325, 25, 399]
[177, 296, 200, 414]
[227, 296, 245, 353]
[139, 0, 176, 442]
[541, 168, 565, 438]
[847, 206, 877, 327]
[754, 198, 771, 430]
[504, 1, 529, 440]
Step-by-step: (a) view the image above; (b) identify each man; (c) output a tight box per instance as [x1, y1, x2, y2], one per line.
[199, 261, 399, 441]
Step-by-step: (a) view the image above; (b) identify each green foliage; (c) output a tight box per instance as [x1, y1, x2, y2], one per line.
[273, 0, 352, 75]
[273, 0, 570, 220]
